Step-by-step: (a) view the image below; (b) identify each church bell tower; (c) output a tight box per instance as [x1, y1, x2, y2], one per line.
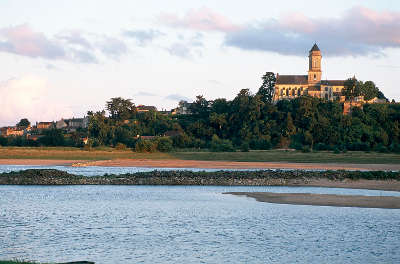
[308, 43, 322, 85]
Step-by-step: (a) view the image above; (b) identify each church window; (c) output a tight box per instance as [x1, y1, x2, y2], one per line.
[314, 74, 316, 80]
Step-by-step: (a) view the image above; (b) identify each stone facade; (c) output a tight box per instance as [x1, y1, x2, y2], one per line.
[274, 44, 346, 102]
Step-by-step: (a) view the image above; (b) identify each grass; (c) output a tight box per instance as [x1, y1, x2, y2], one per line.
[0, 146, 173, 160]
[173, 150, 400, 164]
[0, 147, 399, 164]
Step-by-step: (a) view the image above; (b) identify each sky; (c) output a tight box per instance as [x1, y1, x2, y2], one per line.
[0, 0, 399, 126]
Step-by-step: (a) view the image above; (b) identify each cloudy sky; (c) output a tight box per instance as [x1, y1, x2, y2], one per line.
[0, 0, 399, 126]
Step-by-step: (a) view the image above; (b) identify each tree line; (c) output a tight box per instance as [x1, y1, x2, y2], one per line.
[1, 73, 399, 153]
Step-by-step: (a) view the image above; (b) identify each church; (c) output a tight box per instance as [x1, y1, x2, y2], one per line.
[273, 44, 346, 102]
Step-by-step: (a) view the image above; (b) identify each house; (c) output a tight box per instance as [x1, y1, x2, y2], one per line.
[0, 126, 25, 137]
[163, 130, 182, 137]
[55, 117, 89, 131]
[66, 117, 89, 130]
[172, 100, 192, 115]
[27, 134, 44, 141]
[37, 122, 54, 130]
[158, 109, 173, 115]
[340, 96, 387, 115]
[56, 119, 68, 129]
[137, 105, 157, 113]
[139, 135, 157, 140]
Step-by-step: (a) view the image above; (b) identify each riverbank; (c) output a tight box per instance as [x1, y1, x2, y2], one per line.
[1, 169, 400, 191]
[225, 192, 400, 209]
[1, 147, 400, 165]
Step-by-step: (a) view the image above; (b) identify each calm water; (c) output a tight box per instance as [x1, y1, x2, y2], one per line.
[0, 164, 323, 176]
[1, 185, 400, 264]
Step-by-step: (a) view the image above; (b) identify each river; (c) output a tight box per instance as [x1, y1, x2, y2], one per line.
[1, 183, 399, 263]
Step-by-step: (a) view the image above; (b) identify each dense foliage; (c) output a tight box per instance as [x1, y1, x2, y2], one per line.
[1, 76, 399, 153]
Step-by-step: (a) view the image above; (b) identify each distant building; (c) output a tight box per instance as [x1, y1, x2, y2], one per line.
[36, 122, 54, 130]
[172, 100, 192, 115]
[274, 44, 346, 102]
[0, 126, 26, 137]
[55, 117, 89, 131]
[340, 96, 387, 115]
[163, 130, 182, 137]
[158, 109, 173, 115]
[137, 105, 157, 113]
[56, 119, 68, 129]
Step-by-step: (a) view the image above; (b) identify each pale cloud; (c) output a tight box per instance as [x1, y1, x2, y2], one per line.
[97, 36, 127, 59]
[134, 91, 157, 97]
[0, 24, 65, 59]
[167, 43, 191, 58]
[123, 29, 164, 46]
[225, 6, 400, 57]
[159, 7, 240, 32]
[0, 24, 127, 63]
[56, 30, 92, 49]
[160, 6, 400, 57]
[165, 93, 191, 102]
[0, 75, 73, 126]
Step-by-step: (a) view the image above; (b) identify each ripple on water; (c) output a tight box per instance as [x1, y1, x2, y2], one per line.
[0, 185, 399, 263]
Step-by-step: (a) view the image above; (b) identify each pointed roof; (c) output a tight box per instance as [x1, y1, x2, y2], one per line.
[310, 43, 320, 52]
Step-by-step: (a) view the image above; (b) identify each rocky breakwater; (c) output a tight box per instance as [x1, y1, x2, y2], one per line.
[0, 169, 399, 188]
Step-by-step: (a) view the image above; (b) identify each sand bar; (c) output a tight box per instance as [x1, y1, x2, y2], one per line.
[225, 192, 400, 209]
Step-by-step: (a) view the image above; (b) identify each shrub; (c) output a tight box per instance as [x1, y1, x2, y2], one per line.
[240, 141, 250, 152]
[249, 138, 271, 150]
[115, 143, 128, 150]
[314, 143, 330, 151]
[301, 146, 311, 153]
[135, 139, 157, 152]
[157, 137, 173, 152]
[0, 136, 7, 146]
[210, 135, 235, 152]
[290, 141, 303, 151]
[388, 143, 400, 153]
[374, 143, 388, 153]
[333, 147, 341, 154]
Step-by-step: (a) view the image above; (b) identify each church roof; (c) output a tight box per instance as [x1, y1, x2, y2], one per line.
[276, 75, 308, 85]
[310, 43, 320, 52]
[321, 80, 345, 86]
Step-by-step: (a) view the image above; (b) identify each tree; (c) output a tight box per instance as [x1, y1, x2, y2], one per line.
[17, 118, 30, 127]
[283, 112, 296, 137]
[257, 72, 276, 104]
[39, 129, 65, 146]
[157, 137, 173, 152]
[106, 97, 136, 120]
[361, 81, 386, 101]
[190, 95, 209, 118]
[342, 77, 362, 100]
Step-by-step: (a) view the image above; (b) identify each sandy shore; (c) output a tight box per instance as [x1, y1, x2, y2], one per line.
[73, 159, 400, 171]
[0, 159, 84, 166]
[290, 179, 400, 192]
[1, 158, 400, 171]
[225, 192, 400, 209]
